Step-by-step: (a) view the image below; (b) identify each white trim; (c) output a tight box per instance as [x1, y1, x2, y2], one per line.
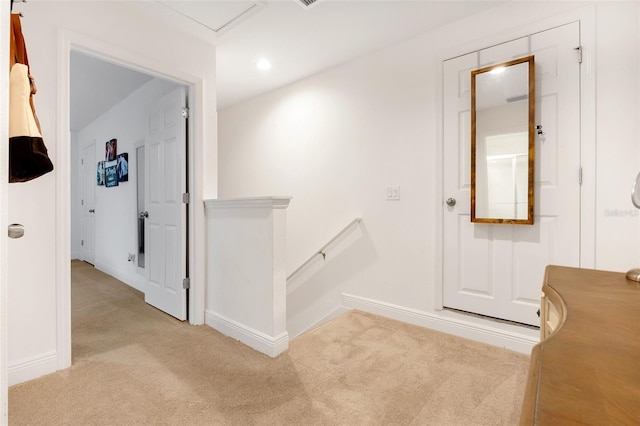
[8, 351, 58, 386]
[63, 30, 201, 87]
[204, 196, 292, 210]
[439, 5, 595, 61]
[1, 4, 10, 423]
[343, 294, 538, 354]
[433, 46, 445, 311]
[577, 8, 597, 269]
[189, 79, 207, 326]
[205, 311, 289, 358]
[56, 30, 72, 372]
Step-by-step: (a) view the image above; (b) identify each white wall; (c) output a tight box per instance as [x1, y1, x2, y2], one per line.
[74, 78, 181, 290]
[219, 2, 640, 338]
[595, 3, 640, 269]
[6, 1, 217, 385]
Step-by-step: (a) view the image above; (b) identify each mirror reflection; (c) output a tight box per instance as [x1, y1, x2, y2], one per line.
[471, 56, 535, 224]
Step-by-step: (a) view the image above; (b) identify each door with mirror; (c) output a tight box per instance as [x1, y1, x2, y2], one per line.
[443, 22, 581, 326]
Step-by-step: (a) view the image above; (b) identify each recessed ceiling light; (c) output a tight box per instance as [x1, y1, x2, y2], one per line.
[256, 58, 272, 71]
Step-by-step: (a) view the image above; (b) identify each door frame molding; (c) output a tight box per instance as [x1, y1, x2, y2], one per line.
[434, 6, 596, 312]
[57, 29, 206, 370]
[1, 1, 10, 418]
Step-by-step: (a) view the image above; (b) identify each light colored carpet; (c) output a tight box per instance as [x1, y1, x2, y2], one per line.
[9, 261, 529, 425]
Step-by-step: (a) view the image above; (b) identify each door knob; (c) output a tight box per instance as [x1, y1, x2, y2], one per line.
[446, 198, 456, 207]
[8, 223, 24, 239]
[89, 209, 95, 213]
[139, 211, 149, 219]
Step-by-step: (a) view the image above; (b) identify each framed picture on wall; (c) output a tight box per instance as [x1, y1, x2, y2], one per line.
[105, 160, 118, 187]
[117, 153, 128, 182]
[105, 138, 117, 162]
[97, 161, 105, 186]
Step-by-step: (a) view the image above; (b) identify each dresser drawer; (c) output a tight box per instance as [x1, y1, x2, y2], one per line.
[540, 286, 564, 340]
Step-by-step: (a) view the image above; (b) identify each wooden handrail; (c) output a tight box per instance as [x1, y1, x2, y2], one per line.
[287, 217, 362, 281]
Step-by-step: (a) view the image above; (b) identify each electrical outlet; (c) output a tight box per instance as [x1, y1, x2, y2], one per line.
[385, 185, 400, 201]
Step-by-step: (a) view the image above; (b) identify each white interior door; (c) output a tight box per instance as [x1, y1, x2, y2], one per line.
[144, 87, 187, 320]
[80, 142, 96, 265]
[443, 23, 581, 326]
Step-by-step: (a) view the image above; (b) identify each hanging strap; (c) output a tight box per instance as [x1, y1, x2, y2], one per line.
[10, 14, 36, 94]
[9, 15, 17, 70]
[11, 14, 28, 68]
[10, 13, 41, 131]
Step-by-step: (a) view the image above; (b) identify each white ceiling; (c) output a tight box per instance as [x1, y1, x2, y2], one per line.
[213, 0, 503, 108]
[70, 0, 504, 130]
[70, 52, 154, 131]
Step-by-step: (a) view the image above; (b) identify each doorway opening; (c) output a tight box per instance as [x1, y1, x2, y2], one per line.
[69, 51, 191, 341]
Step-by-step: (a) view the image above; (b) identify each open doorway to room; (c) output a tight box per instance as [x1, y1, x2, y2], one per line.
[69, 51, 191, 337]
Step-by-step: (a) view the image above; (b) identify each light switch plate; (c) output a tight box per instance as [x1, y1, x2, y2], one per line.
[385, 185, 400, 201]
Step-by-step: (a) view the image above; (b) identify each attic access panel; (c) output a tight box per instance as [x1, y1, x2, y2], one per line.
[158, 1, 263, 33]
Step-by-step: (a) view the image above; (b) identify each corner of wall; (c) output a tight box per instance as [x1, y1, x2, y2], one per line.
[204, 311, 289, 358]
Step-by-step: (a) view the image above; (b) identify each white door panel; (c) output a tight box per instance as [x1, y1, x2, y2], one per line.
[443, 23, 581, 326]
[144, 87, 187, 321]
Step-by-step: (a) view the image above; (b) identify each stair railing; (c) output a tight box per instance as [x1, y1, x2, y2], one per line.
[287, 217, 362, 281]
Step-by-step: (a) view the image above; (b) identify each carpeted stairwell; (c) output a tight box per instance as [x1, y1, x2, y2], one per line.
[9, 261, 529, 425]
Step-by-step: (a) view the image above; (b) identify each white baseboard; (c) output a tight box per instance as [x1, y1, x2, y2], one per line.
[94, 261, 145, 293]
[8, 351, 58, 386]
[342, 293, 538, 354]
[70, 251, 81, 260]
[205, 311, 289, 358]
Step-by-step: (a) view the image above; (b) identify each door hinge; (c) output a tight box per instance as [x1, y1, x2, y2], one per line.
[181, 107, 189, 119]
[183, 277, 190, 289]
[81, 199, 84, 206]
[182, 193, 190, 204]
[81, 159, 84, 165]
[574, 46, 583, 64]
[81, 240, 84, 246]
[579, 166, 583, 185]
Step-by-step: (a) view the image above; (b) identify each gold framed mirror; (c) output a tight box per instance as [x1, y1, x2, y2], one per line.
[471, 55, 535, 225]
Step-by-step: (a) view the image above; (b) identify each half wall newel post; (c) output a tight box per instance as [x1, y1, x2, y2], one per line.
[203, 196, 292, 357]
